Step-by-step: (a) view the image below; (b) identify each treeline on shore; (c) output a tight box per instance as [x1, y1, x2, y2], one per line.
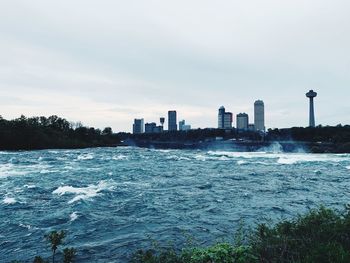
[1, 114, 349, 152]
[0, 115, 121, 150]
[10, 206, 350, 263]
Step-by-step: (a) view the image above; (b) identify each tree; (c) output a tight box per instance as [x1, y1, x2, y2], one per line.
[63, 248, 76, 263]
[33, 256, 47, 263]
[102, 127, 113, 136]
[46, 230, 66, 263]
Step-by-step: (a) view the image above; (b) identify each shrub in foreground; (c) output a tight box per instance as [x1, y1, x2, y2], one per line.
[131, 206, 350, 263]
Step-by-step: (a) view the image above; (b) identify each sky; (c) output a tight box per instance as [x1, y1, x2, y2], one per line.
[0, 0, 349, 132]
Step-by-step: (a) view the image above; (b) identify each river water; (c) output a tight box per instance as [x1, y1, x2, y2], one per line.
[1, 147, 350, 262]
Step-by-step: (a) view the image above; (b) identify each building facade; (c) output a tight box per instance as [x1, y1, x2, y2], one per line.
[218, 106, 233, 129]
[218, 106, 225, 129]
[236, 113, 249, 131]
[179, 120, 191, 131]
[133, 118, 144, 134]
[145, 122, 163, 133]
[248, 124, 255, 131]
[179, 120, 185, 131]
[254, 100, 265, 132]
[168, 110, 177, 131]
[145, 122, 157, 133]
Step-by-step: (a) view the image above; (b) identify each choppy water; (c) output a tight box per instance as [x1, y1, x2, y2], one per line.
[1, 147, 350, 262]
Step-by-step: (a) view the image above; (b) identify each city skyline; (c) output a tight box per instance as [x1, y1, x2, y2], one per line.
[1, 1, 350, 132]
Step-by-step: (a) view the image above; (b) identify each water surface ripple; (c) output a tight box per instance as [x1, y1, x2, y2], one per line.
[1, 147, 350, 262]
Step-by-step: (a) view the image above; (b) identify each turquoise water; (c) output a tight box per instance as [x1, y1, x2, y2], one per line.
[1, 147, 350, 262]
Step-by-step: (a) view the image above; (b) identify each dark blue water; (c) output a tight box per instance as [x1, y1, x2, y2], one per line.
[1, 147, 350, 262]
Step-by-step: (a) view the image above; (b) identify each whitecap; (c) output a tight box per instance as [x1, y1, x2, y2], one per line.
[77, 154, 94, 160]
[3, 196, 16, 204]
[166, 155, 191, 161]
[53, 180, 115, 204]
[112, 155, 128, 160]
[19, 223, 32, 230]
[194, 155, 206, 161]
[277, 157, 298, 165]
[346, 166, 350, 170]
[24, 184, 36, 189]
[70, 212, 79, 222]
[237, 160, 248, 165]
[0, 163, 27, 178]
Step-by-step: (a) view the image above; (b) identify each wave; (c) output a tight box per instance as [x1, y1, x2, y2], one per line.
[207, 151, 273, 159]
[53, 180, 115, 204]
[24, 184, 36, 189]
[3, 196, 16, 204]
[194, 154, 207, 161]
[347, 166, 350, 170]
[277, 154, 349, 165]
[112, 155, 128, 160]
[77, 154, 94, 160]
[70, 211, 79, 222]
[0, 163, 28, 178]
[237, 160, 248, 165]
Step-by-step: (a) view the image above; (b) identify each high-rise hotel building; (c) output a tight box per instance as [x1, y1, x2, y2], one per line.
[168, 110, 177, 131]
[218, 106, 233, 129]
[236, 113, 249, 131]
[133, 118, 144, 134]
[254, 100, 265, 132]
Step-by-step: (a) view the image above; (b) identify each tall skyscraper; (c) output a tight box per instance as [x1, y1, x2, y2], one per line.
[133, 118, 144, 134]
[168, 111, 177, 131]
[218, 106, 233, 129]
[254, 100, 265, 132]
[236, 113, 249, 131]
[306, 90, 317, 127]
[218, 106, 226, 129]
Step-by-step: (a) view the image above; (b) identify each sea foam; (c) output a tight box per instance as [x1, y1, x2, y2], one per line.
[53, 180, 114, 204]
[70, 212, 79, 222]
[77, 154, 94, 160]
[3, 196, 16, 204]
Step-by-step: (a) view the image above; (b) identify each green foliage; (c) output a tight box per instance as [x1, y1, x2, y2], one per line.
[63, 248, 76, 263]
[46, 230, 66, 263]
[0, 115, 121, 150]
[252, 206, 350, 262]
[33, 256, 48, 263]
[183, 243, 257, 263]
[28, 230, 76, 263]
[130, 206, 350, 263]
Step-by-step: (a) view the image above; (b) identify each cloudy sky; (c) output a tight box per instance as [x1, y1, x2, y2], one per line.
[1, 0, 349, 132]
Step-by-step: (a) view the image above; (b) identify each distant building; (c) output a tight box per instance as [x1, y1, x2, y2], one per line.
[133, 118, 144, 134]
[182, 124, 191, 131]
[145, 122, 157, 133]
[248, 123, 255, 131]
[254, 100, 265, 132]
[179, 120, 185, 131]
[236, 113, 249, 131]
[145, 122, 163, 133]
[179, 120, 191, 131]
[218, 106, 233, 129]
[168, 111, 177, 131]
[153, 125, 163, 133]
[218, 106, 225, 129]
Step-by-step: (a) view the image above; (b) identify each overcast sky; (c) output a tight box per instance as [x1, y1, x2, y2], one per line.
[1, 0, 349, 132]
